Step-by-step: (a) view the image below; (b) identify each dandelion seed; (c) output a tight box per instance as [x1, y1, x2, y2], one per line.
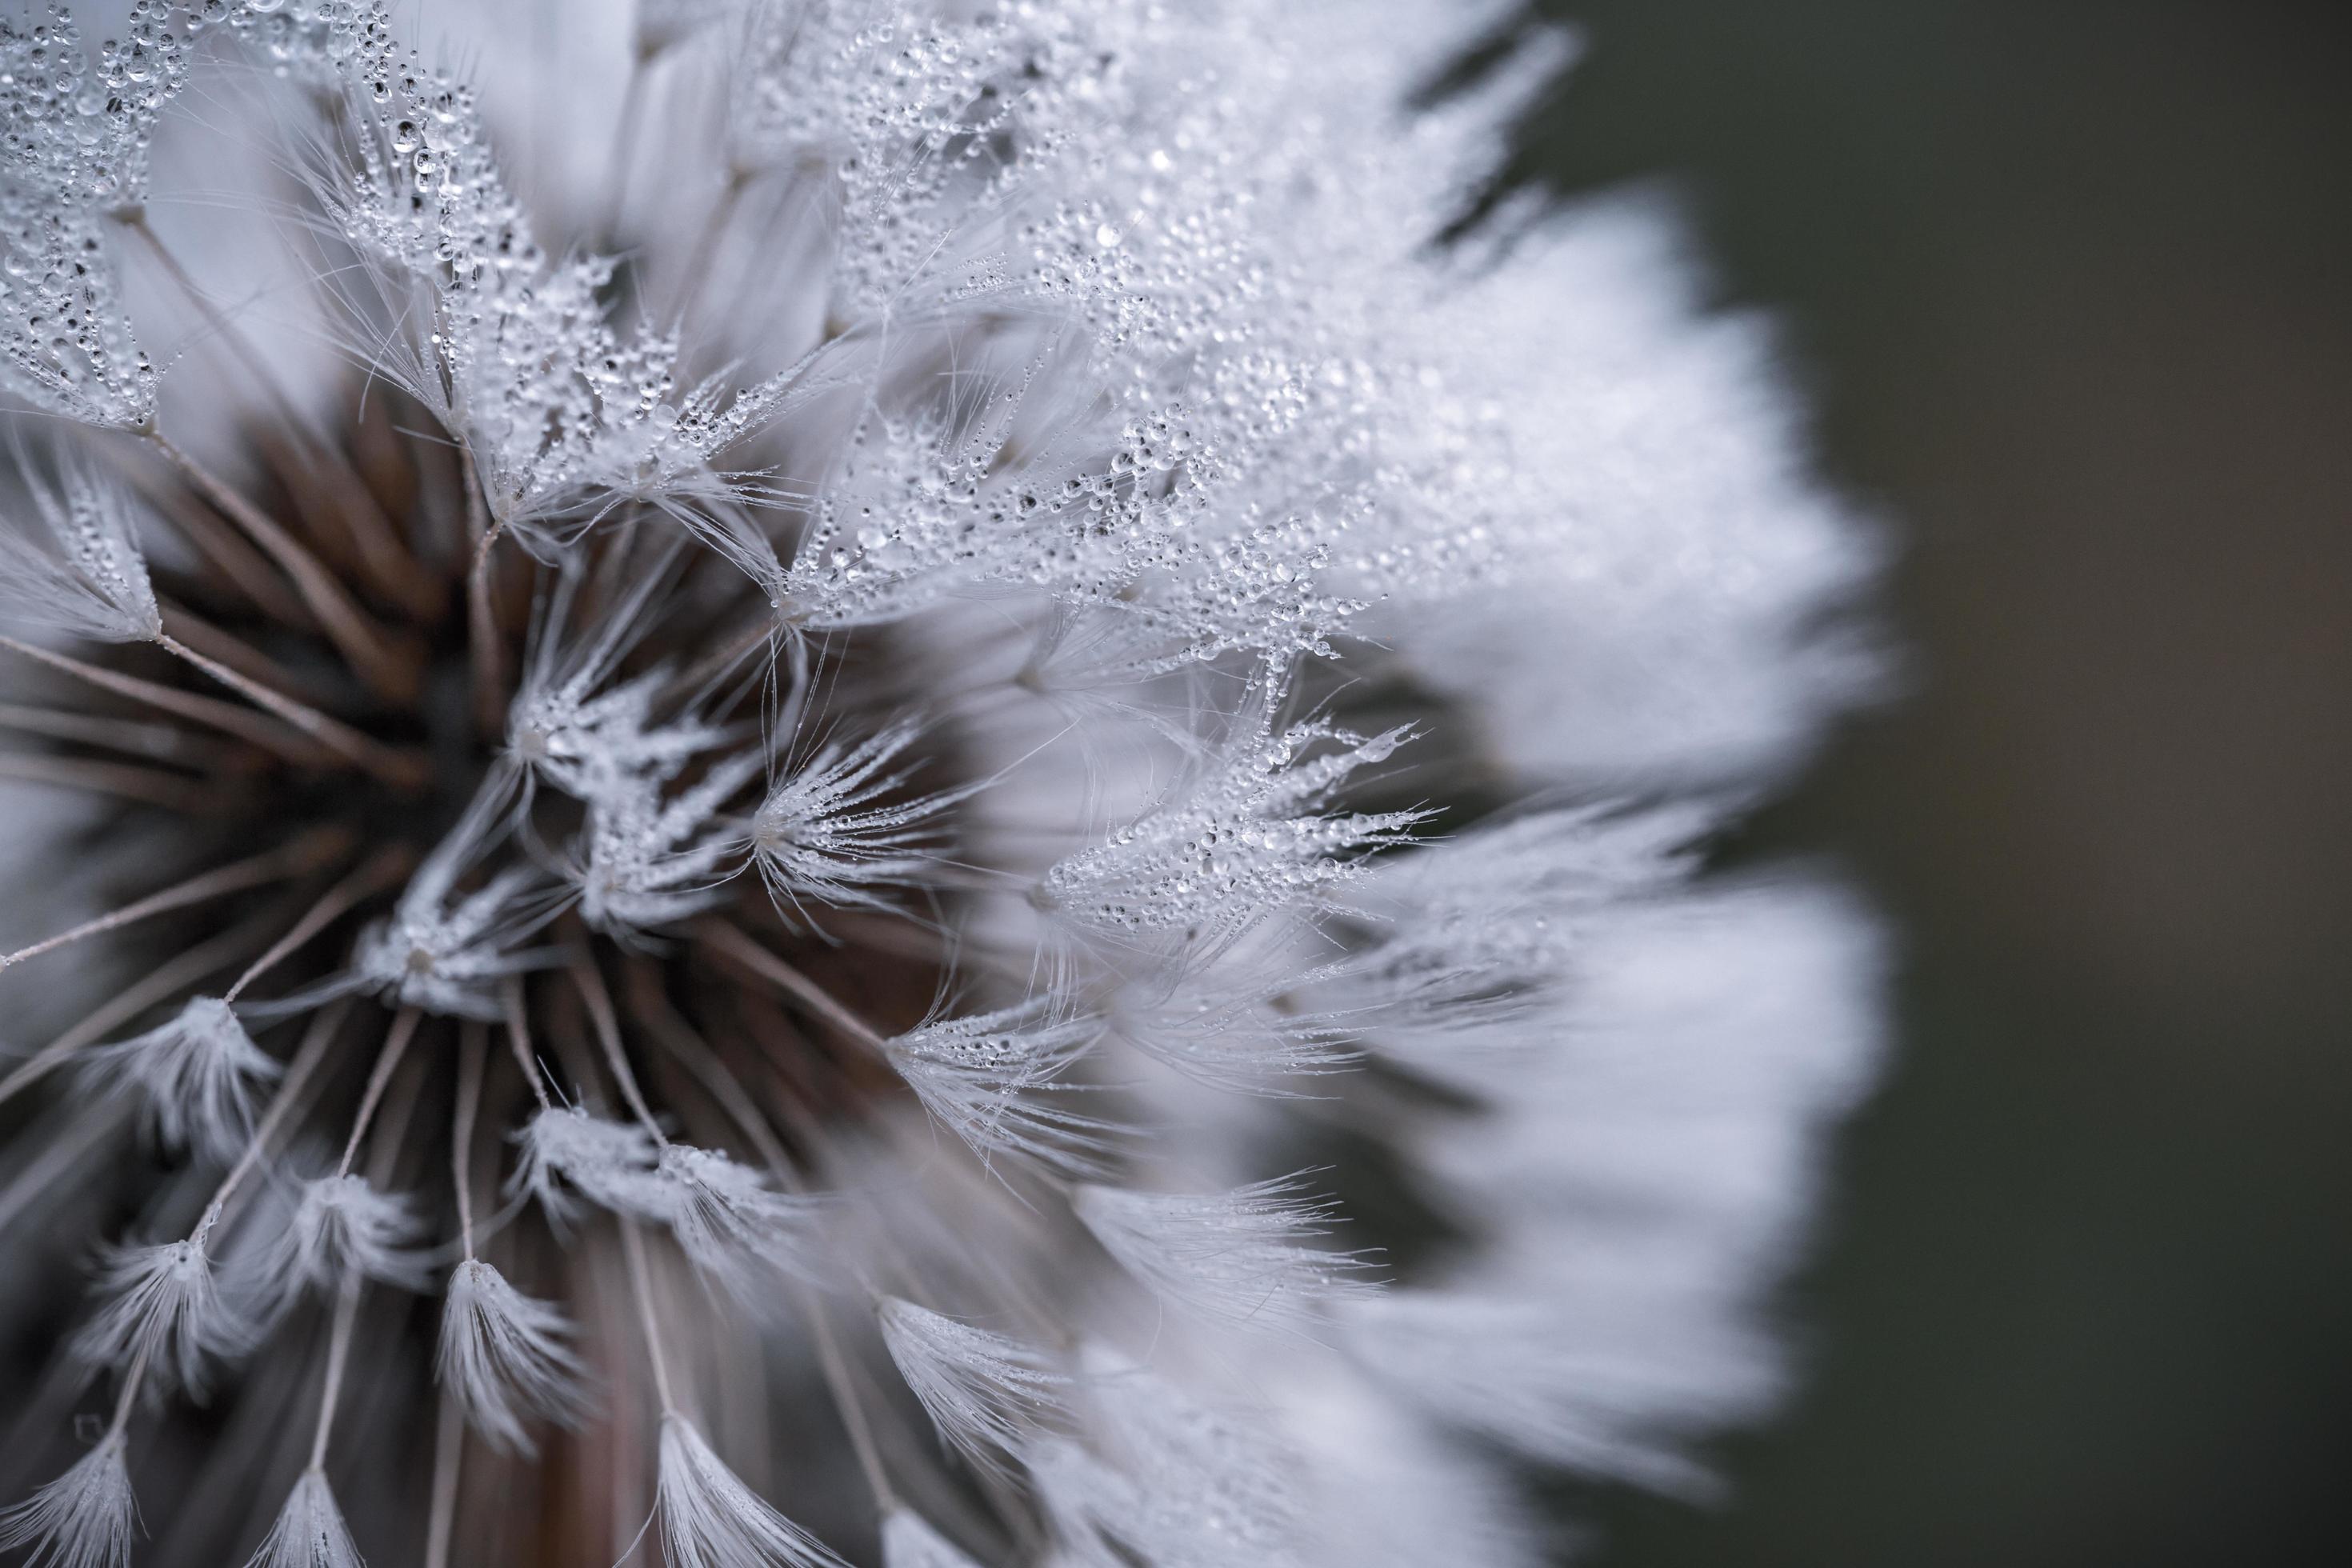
[649, 1141, 825, 1295]
[750, 721, 967, 921]
[574, 750, 767, 937]
[0, 1431, 136, 1568]
[882, 1004, 1110, 1172]
[70, 1236, 248, 1402]
[878, 1298, 1065, 1470]
[245, 1175, 426, 1315]
[0, 444, 160, 643]
[351, 782, 548, 1019]
[509, 1104, 661, 1223]
[436, 1258, 590, 1456]
[82, 997, 278, 1165]
[656, 1414, 848, 1568]
[243, 1470, 361, 1568]
[1038, 706, 1428, 970]
[1073, 1178, 1378, 1335]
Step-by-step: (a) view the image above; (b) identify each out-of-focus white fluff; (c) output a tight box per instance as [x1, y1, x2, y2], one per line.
[878, 1508, 984, 1568]
[244, 1174, 424, 1312]
[83, 996, 278, 1165]
[1346, 882, 1884, 1494]
[1365, 202, 1883, 789]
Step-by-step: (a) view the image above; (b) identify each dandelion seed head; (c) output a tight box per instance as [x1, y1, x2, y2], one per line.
[0, 2, 1880, 1563]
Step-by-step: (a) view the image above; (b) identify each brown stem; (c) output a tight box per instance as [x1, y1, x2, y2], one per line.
[334, 1006, 422, 1178]
[0, 898, 282, 1109]
[695, 919, 893, 1053]
[423, 1388, 465, 1568]
[567, 952, 663, 1138]
[106, 1342, 153, 1441]
[158, 601, 330, 703]
[145, 430, 420, 704]
[122, 214, 439, 617]
[0, 631, 331, 769]
[154, 632, 429, 790]
[310, 1279, 362, 1470]
[502, 974, 554, 1111]
[0, 698, 244, 770]
[254, 423, 443, 620]
[0, 826, 350, 974]
[618, 1219, 679, 1417]
[205, 998, 353, 1224]
[453, 1022, 486, 1258]
[224, 846, 414, 1002]
[624, 970, 897, 1511]
[0, 1100, 128, 1238]
[122, 460, 317, 630]
[464, 447, 510, 737]
[0, 750, 218, 811]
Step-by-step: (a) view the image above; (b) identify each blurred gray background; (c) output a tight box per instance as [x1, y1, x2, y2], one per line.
[1486, 2, 2352, 1562]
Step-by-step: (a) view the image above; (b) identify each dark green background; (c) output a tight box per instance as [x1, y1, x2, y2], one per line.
[1486, 2, 2352, 1562]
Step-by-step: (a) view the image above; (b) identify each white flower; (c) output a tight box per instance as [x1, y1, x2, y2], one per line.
[0, 2, 1881, 1566]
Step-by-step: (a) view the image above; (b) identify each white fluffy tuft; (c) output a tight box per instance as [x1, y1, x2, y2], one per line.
[437, 1258, 593, 1456]
[510, 1110, 817, 1293]
[70, 1238, 249, 1401]
[0, 1434, 137, 1568]
[878, 1298, 1065, 1472]
[883, 1005, 1111, 1174]
[0, 446, 161, 644]
[752, 722, 968, 922]
[83, 997, 280, 1165]
[1074, 1178, 1378, 1335]
[650, 1142, 825, 1294]
[655, 1414, 848, 1568]
[509, 1105, 658, 1223]
[245, 1175, 426, 1314]
[242, 1470, 361, 1568]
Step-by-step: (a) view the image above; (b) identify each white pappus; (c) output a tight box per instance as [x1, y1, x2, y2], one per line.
[0, 0, 1882, 1564]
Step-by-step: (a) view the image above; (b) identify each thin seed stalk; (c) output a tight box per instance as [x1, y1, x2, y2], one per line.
[0, 826, 352, 974]
[143, 429, 422, 704]
[0, 630, 330, 769]
[154, 632, 429, 790]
